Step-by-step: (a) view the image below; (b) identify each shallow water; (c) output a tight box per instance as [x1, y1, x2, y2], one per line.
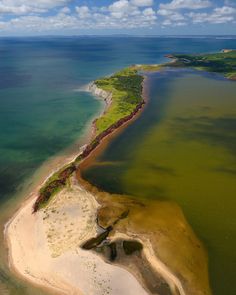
[1, 36, 236, 294]
[83, 69, 236, 295]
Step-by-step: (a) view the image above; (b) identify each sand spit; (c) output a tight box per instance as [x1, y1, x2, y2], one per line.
[6, 177, 148, 295]
[5, 71, 209, 295]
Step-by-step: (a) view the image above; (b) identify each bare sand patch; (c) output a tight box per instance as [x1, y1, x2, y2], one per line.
[6, 180, 148, 295]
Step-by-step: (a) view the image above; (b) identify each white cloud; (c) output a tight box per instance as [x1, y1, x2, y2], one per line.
[108, 0, 140, 19]
[0, 1, 158, 33]
[0, 0, 234, 33]
[109, 0, 130, 13]
[131, 0, 153, 6]
[158, 1, 235, 27]
[0, 0, 70, 15]
[60, 7, 71, 14]
[160, 0, 212, 10]
[157, 0, 211, 27]
[162, 19, 172, 26]
[76, 6, 91, 19]
[0, 5, 42, 15]
[188, 6, 236, 24]
[157, 7, 185, 26]
[157, 9, 173, 16]
[214, 6, 236, 15]
[143, 8, 155, 16]
[5, 0, 70, 9]
[7, 14, 78, 31]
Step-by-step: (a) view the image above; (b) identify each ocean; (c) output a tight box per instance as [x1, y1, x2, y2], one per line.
[0, 36, 236, 294]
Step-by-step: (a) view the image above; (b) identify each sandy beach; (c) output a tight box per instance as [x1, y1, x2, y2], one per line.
[6, 175, 150, 295]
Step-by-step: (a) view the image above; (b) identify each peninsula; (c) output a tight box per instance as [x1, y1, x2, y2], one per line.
[6, 51, 235, 295]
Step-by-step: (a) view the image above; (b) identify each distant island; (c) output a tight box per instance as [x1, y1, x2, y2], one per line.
[6, 51, 235, 295]
[167, 50, 236, 80]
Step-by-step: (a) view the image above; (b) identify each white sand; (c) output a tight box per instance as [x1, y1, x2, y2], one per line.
[6, 179, 148, 295]
[112, 233, 186, 295]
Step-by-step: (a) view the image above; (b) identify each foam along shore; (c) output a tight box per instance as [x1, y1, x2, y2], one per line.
[6, 176, 149, 295]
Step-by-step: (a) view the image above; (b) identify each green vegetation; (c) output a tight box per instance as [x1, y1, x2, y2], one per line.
[33, 163, 75, 211]
[172, 51, 236, 79]
[35, 67, 145, 211]
[137, 64, 163, 72]
[94, 67, 144, 134]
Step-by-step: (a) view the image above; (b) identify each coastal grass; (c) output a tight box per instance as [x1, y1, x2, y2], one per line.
[171, 51, 236, 79]
[136, 64, 164, 72]
[94, 67, 144, 134]
[34, 163, 76, 211]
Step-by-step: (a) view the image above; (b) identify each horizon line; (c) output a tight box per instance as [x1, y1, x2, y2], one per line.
[0, 34, 236, 38]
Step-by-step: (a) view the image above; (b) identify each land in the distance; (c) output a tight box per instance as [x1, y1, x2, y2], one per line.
[168, 49, 236, 80]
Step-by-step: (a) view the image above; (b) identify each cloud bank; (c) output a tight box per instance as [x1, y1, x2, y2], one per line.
[0, 0, 235, 34]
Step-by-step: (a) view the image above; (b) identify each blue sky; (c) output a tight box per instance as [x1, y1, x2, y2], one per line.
[0, 0, 235, 35]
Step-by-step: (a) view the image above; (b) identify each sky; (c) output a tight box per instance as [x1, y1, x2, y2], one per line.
[0, 0, 235, 36]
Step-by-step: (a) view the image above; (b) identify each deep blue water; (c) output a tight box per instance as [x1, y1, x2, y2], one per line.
[0, 36, 236, 294]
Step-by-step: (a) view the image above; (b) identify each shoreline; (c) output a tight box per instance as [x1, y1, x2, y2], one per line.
[33, 69, 146, 212]
[110, 233, 186, 295]
[5, 69, 187, 295]
[4, 72, 151, 295]
[5, 175, 149, 295]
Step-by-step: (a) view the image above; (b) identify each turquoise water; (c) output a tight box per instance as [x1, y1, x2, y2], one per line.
[82, 69, 236, 295]
[0, 37, 236, 294]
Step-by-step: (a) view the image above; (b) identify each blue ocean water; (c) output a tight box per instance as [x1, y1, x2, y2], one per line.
[0, 36, 236, 294]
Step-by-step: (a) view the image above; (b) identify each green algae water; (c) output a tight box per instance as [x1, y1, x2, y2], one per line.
[82, 69, 236, 295]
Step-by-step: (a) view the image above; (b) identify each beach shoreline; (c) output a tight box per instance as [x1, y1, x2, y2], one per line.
[4, 72, 154, 295]
[5, 173, 153, 295]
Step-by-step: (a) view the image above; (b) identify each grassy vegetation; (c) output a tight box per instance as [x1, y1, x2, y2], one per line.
[137, 64, 164, 72]
[94, 67, 144, 134]
[171, 51, 236, 79]
[33, 163, 75, 211]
